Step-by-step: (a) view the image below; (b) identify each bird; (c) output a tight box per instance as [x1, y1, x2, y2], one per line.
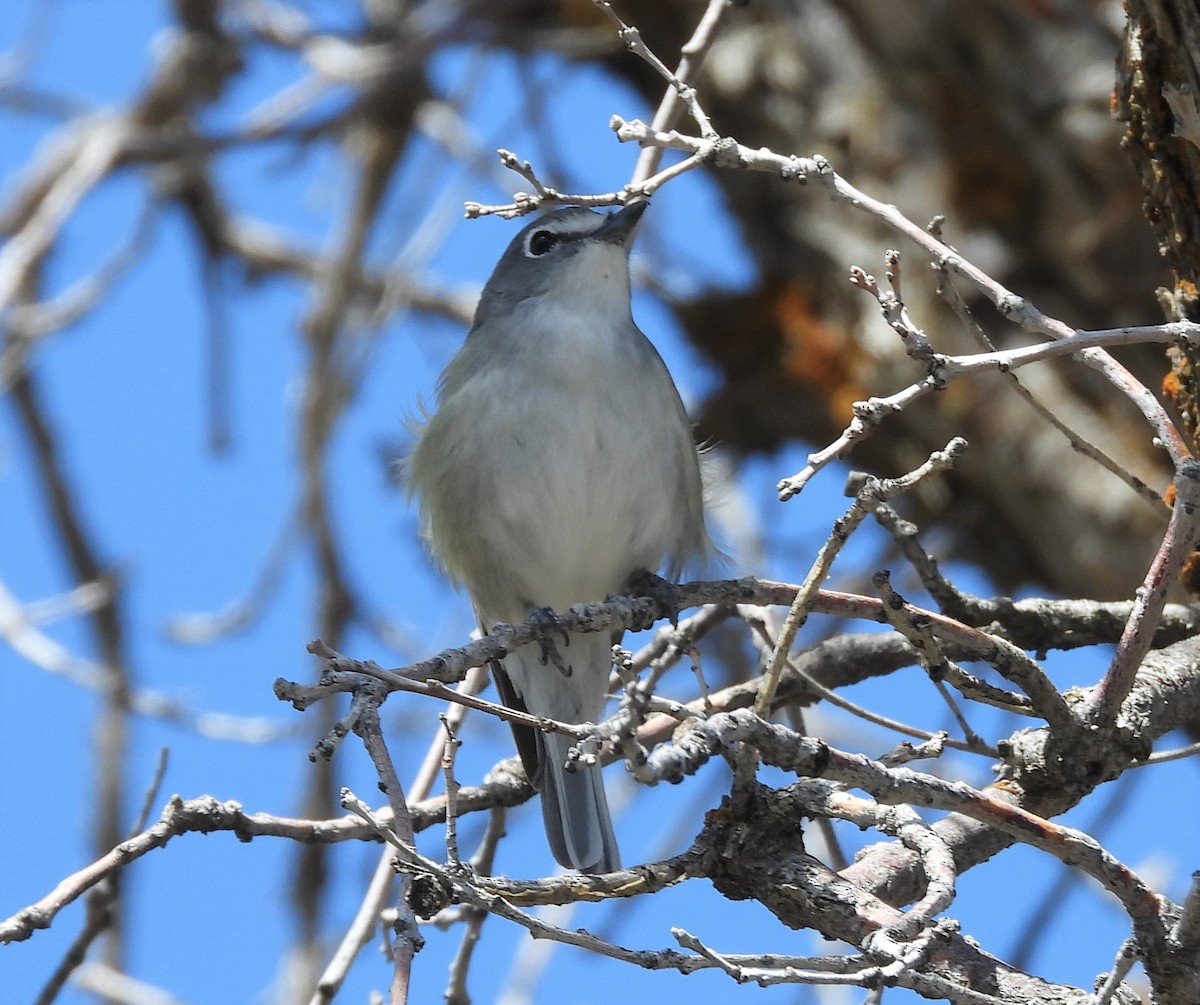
[408, 201, 709, 873]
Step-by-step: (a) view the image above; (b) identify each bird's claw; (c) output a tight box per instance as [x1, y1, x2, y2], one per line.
[529, 606, 572, 677]
[627, 569, 682, 624]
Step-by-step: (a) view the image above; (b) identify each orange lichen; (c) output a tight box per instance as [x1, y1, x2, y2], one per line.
[773, 280, 865, 422]
[1179, 551, 1200, 599]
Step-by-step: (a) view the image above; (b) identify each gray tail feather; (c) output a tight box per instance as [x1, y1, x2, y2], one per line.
[538, 731, 620, 874]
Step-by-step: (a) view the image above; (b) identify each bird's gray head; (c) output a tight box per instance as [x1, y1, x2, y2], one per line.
[472, 202, 647, 329]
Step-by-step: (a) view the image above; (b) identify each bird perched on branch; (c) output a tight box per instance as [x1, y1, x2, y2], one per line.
[409, 201, 709, 873]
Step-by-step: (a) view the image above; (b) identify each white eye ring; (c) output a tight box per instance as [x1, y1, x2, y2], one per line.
[525, 230, 559, 257]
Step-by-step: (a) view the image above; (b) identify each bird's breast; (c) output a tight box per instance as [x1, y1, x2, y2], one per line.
[462, 343, 684, 613]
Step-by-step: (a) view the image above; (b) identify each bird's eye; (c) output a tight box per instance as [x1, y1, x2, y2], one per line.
[526, 230, 558, 257]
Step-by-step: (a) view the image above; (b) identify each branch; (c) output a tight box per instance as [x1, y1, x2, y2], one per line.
[1085, 459, 1200, 723]
[610, 116, 1190, 481]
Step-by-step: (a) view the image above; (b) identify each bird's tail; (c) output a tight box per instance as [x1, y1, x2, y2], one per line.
[538, 729, 621, 874]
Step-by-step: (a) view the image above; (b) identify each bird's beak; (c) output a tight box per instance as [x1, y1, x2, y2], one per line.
[595, 200, 648, 246]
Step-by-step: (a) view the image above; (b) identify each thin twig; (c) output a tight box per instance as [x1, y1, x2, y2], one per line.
[934, 262, 1167, 513]
[593, 2, 716, 139]
[754, 440, 968, 719]
[744, 609, 993, 757]
[609, 117, 1190, 481]
[308, 664, 489, 1005]
[1091, 939, 1139, 1005]
[1086, 460, 1200, 724]
[629, 0, 732, 185]
[440, 715, 463, 867]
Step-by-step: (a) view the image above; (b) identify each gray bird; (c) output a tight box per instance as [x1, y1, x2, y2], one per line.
[408, 202, 708, 873]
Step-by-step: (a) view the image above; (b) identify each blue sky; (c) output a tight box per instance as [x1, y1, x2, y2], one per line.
[3, 3, 1196, 1004]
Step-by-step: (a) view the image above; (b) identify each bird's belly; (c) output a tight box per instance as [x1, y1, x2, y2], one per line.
[481, 393, 669, 613]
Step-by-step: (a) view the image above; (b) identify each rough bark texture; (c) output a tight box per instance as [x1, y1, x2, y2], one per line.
[1117, 0, 1200, 481]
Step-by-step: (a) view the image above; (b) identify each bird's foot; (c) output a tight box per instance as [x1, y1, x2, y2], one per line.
[529, 606, 572, 677]
[626, 569, 682, 624]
